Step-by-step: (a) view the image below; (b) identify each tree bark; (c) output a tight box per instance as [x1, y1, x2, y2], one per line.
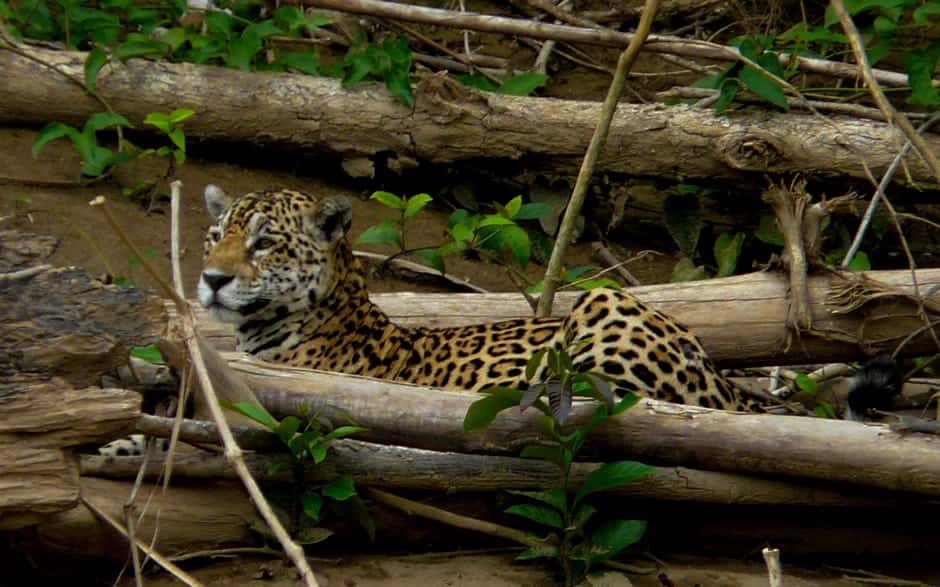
[1, 46, 937, 187]
[80, 438, 919, 509]
[186, 268, 940, 367]
[220, 357, 940, 496]
[0, 446, 78, 530]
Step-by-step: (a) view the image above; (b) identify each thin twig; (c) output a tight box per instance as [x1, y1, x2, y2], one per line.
[90, 195, 321, 587]
[762, 547, 783, 587]
[842, 113, 940, 268]
[170, 180, 185, 298]
[0, 264, 51, 282]
[537, 0, 658, 317]
[830, 0, 940, 184]
[81, 497, 203, 587]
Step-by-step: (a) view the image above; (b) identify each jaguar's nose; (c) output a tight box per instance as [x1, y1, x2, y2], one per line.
[202, 270, 234, 292]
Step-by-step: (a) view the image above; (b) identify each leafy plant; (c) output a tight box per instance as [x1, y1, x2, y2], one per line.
[793, 372, 837, 418]
[140, 108, 195, 166]
[464, 338, 652, 586]
[343, 35, 415, 107]
[663, 188, 746, 282]
[32, 112, 131, 177]
[226, 401, 372, 543]
[457, 72, 549, 96]
[694, 36, 788, 113]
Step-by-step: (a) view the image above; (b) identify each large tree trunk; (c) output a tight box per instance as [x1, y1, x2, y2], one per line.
[1, 46, 937, 187]
[188, 268, 940, 366]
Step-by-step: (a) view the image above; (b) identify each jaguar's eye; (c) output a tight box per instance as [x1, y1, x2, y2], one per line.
[252, 236, 277, 251]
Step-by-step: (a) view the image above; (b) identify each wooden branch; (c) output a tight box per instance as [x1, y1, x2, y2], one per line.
[183, 269, 940, 366]
[3, 47, 939, 187]
[216, 358, 940, 496]
[81, 437, 919, 509]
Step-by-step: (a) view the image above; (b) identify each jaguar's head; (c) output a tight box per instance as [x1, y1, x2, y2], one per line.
[196, 185, 353, 323]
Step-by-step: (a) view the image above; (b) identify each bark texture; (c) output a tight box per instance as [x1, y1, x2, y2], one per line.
[1, 46, 937, 187]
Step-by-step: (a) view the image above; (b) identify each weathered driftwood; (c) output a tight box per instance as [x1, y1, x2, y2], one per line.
[185, 268, 940, 366]
[0, 264, 166, 387]
[220, 356, 940, 496]
[81, 436, 919, 509]
[2, 46, 938, 187]
[0, 446, 78, 530]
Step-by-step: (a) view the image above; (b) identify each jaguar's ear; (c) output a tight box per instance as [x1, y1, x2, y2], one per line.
[204, 184, 233, 220]
[309, 196, 352, 246]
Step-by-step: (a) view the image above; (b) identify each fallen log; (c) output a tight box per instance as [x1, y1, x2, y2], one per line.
[80, 437, 923, 509]
[0, 447, 78, 530]
[186, 268, 940, 367]
[2, 46, 937, 187]
[224, 357, 940, 496]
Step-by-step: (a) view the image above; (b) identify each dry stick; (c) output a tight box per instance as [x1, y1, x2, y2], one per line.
[830, 0, 940, 185]
[536, 0, 658, 317]
[305, 0, 928, 88]
[80, 497, 203, 587]
[89, 196, 321, 587]
[762, 547, 783, 587]
[365, 488, 546, 548]
[842, 113, 940, 269]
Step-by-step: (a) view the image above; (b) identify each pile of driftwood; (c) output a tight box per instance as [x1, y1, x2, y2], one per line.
[5, 228, 940, 565]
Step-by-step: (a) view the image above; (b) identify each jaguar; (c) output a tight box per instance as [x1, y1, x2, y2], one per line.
[193, 185, 763, 412]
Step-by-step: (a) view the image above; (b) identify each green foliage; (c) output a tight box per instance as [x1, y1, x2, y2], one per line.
[225, 401, 371, 540]
[457, 72, 549, 96]
[130, 344, 165, 364]
[32, 112, 131, 177]
[356, 190, 557, 277]
[695, 36, 788, 113]
[343, 36, 414, 107]
[141, 108, 195, 165]
[463, 338, 650, 586]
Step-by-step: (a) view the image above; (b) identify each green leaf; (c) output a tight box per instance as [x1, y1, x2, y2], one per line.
[519, 444, 566, 470]
[84, 48, 108, 95]
[80, 145, 125, 177]
[275, 416, 301, 443]
[273, 5, 305, 33]
[279, 51, 320, 75]
[914, 3, 940, 25]
[130, 345, 165, 364]
[371, 190, 404, 209]
[714, 232, 745, 277]
[478, 215, 515, 227]
[574, 461, 655, 505]
[355, 219, 402, 247]
[504, 503, 563, 529]
[309, 443, 328, 463]
[794, 373, 818, 396]
[463, 387, 524, 432]
[84, 112, 131, 133]
[589, 519, 646, 562]
[168, 108, 195, 125]
[670, 257, 708, 282]
[321, 425, 368, 442]
[504, 195, 523, 219]
[322, 475, 356, 501]
[456, 74, 499, 92]
[612, 392, 639, 415]
[516, 544, 558, 560]
[506, 488, 566, 512]
[295, 526, 334, 545]
[385, 70, 414, 108]
[167, 127, 186, 152]
[715, 77, 739, 114]
[515, 202, 553, 220]
[495, 72, 548, 96]
[301, 491, 323, 523]
[739, 64, 787, 110]
[114, 39, 167, 60]
[412, 248, 445, 272]
[755, 212, 784, 245]
[846, 251, 871, 272]
[904, 42, 940, 106]
[143, 112, 170, 133]
[224, 401, 279, 430]
[502, 225, 531, 268]
[814, 402, 837, 419]
[33, 123, 79, 158]
[404, 193, 433, 219]
[572, 503, 596, 530]
[525, 348, 547, 382]
[159, 27, 189, 53]
[663, 193, 702, 259]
